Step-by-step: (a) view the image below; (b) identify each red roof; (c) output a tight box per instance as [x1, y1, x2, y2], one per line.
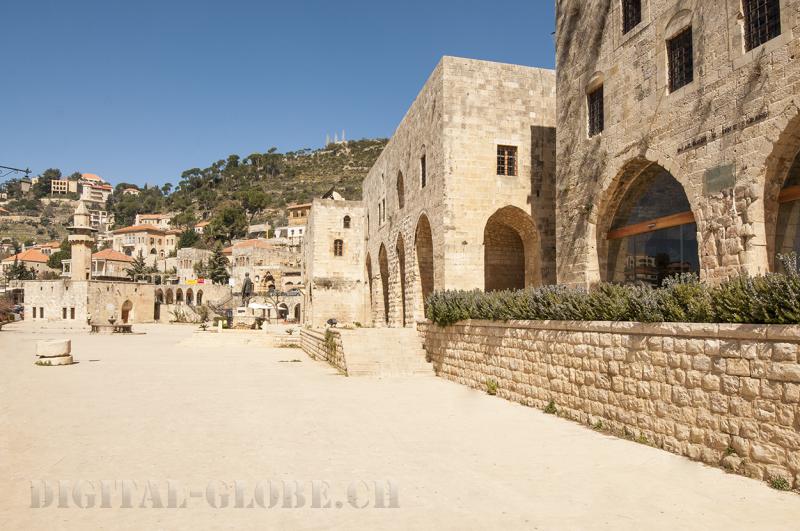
[1, 249, 49, 264]
[113, 224, 167, 235]
[232, 239, 274, 250]
[92, 249, 134, 262]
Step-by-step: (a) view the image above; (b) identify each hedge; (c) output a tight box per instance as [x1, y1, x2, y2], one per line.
[426, 254, 800, 327]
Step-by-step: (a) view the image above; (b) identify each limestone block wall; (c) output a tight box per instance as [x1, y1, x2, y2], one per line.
[420, 319, 800, 488]
[300, 328, 346, 374]
[23, 280, 89, 322]
[363, 56, 556, 328]
[86, 281, 156, 324]
[555, 0, 800, 286]
[303, 199, 368, 328]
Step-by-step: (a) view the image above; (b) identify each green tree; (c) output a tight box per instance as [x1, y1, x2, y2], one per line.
[207, 200, 247, 244]
[207, 244, 230, 285]
[237, 189, 269, 223]
[124, 251, 156, 280]
[178, 228, 200, 249]
[47, 239, 71, 270]
[171, 208, 197, 231]
[33, 168, 62, 198]
[5, 257, 37, 280]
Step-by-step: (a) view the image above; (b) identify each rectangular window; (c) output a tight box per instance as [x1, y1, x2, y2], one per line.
[420, 155, 427, 187]
[667, 27, 693, 92]
[70, 307, 75, 319]
[743, 0, 781, 51]
[62, 307, 67, 319]
[622, 0, 642, 34]
[587, 86, 604, 137]
[32, 307, 37, 318]
[496, 145, 518, 176]
[333, 239, 344, 257]
[40, 307, 44, 319]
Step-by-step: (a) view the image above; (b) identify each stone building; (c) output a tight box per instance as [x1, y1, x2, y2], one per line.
[225, 239, 302, 294]
[303, 196, 367, 327]
[176, 247, 213, 283]
[111, 225, 179, 264]
[1, 249, 55, 279]
[555, 0, 800, 286]
[361, 56, 556, 327]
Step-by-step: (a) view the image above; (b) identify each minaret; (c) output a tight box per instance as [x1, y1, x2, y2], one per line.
[68, 201, 96, 281]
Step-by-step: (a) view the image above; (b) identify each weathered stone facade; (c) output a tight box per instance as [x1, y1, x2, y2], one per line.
[23, 280, 155, 324]
[420, 319, 800, 488]
[555, 0, 800, 286]
[303, 198, 367, 328]
[362, 56, 556, 327]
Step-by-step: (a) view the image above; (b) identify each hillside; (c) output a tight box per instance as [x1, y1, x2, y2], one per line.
[110, 137, 388, 229]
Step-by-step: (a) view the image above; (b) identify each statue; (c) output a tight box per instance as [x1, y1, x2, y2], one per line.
[242, 272, 254, 305]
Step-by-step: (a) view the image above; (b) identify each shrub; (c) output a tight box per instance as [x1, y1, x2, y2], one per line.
[425, 254, 800, 326]
[485, 379, 498, 395]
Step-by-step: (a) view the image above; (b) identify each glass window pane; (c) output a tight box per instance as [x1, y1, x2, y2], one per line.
[608, 223, 699, 286]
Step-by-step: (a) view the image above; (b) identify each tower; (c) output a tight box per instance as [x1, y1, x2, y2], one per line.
[68, 201, 96, 280]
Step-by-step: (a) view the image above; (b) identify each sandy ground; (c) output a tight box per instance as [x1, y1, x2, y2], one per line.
[1, 322, 799, 530]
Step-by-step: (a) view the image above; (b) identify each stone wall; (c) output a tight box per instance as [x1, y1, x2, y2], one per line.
[303, 198, 368, 328]
[419, 319, 800, 488]
[555, 0, 800, 286]
[23, 280, 88, 322]
[362, 56, 556, 327]
[300, 328, 346, 374]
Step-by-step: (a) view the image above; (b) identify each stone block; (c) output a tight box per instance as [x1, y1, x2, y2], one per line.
[35, 339, 71, 358]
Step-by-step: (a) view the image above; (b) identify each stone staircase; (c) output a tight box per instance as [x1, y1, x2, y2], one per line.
[338, 328, 434, 377]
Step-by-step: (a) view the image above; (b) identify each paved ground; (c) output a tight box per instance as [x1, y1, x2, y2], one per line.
[1, 322, 799, 530]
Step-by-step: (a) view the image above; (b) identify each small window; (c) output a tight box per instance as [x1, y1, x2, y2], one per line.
[397, 172, 405, 209]
[587, 85, 604, 137]
[333, 239, 344, 257]
[667, 27, 693, 92]
[40, 307, 44, 318]
[743, 0, 781, 51]
[497, 146, 518, 176]
[62, 307, 67, 319]
[343, 215, 351, 229]
[32, 307, 37, 318]
[421, 154, 427, 188]
[622, 0, 642, 34]
[70, 307, 75, 319]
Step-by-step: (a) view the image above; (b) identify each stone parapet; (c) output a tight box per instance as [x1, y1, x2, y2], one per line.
[300, 329, 346, 374]
[419, 319, 800, 488]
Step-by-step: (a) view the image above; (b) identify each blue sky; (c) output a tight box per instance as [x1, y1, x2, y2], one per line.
[0, 1, 555, 187]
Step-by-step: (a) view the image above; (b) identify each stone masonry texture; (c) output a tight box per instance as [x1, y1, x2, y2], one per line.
[420, 319, 800, 488]
[555, 0, 800, 286]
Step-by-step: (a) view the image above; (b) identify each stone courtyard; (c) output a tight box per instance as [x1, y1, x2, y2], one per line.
[1, 322, 799, 530]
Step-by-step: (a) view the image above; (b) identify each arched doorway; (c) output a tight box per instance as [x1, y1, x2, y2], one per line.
[166, 289, 174, 305]
[378, 244, 390, 325]
[186, 288, 194, 306]
[766, 111, 800, 271]
[277, 303, 289, 320]
[155, 289, 164, 303]
[196, 290, 203, 305]
[121, 300, 133, 323]
[483, 206, 541, 291]
[414, 214, 434, 318]
[176, 288, 184, 304]
[293, 303, 301, 322]
[395, 234, 407, 327]
[601, 161, 698, 285]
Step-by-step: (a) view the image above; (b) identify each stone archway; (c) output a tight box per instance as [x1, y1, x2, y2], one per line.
[293, 303, 301, 322]
[176, 288, 184, 304]
[378, 244, 390, 325]
[483, 206, 541, 291]
[765, 108, 800, 271]
[414, 214, 434, 319]
[121, 300, 133, 324]
[596, 159, 697, 285]
[186, 288, 194, 306]
[155, 289, 164, 304]
[395, 234, 407, 327]
[166, 289, 174, 305]
[196, 290, 203, 305]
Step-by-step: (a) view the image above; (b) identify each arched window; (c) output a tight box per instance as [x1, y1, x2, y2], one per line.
[333, 239, 344, 257]
[343, 215, 351, 229]
[196, 290, 203, 305]
[775, 152, 800, 266]
[605, 163, 698, 286]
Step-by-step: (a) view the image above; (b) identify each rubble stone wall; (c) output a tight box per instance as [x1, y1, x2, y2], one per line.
[420, 319, 800, 488]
